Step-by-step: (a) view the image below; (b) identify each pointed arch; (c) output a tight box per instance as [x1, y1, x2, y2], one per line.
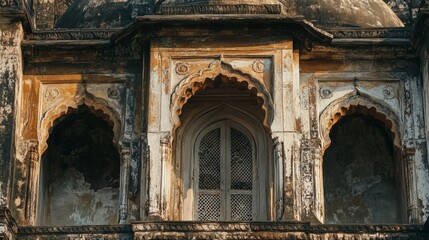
[170, 60, 274, 132]
[39, 94, 121, 154]
[319, 92, 401, 152]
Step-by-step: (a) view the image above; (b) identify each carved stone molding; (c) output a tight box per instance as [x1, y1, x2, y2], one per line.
[132, 222, 425, 240]
[319, 92, 401, 150]
[39, 95, 122, 154]
[156, 4, 282, 15]
[329, 28, 412, 39]
[14, 222, 428, 240]
[26, 30, 117, 41]
[170, 60, 274, 132]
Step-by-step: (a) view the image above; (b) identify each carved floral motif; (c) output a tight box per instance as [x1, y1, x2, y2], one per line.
[252, 60, 265, 73]
[107, 86, 121, 100]
[175, 62, 189, 76]
[44, 88, 60, 101]
[383, 85, 396, 99]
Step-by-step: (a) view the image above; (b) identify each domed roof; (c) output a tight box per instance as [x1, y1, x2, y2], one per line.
[160, 0, 404, 28]
[55, 0, 404, 28]
[285, 0, 404, 27]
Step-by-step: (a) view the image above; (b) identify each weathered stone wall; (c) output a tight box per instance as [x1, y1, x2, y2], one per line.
[11, 37, 144, 225]
[300, 40, 429, 223]
[0, 22, 23, 207]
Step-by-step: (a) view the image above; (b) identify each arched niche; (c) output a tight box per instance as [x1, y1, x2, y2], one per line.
[38, 104, 121, 225]
[172, 74, 273, 221]
[320, 94, 406, 224]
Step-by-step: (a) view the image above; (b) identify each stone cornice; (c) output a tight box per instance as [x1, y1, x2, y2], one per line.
[25, 29, 119, 41]
[18, 225, 132, 234]
[328, 28, 412, 39]
[21, 27, 414, 49]
[156, 4, 282, 15]
[131, 222, 423, 233]
[13, 222, 428, 240]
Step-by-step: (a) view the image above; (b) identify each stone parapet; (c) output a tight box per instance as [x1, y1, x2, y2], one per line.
[11, 221, 429, 239]
[18, 225, 133, 240]
[132, 222, 426, 240]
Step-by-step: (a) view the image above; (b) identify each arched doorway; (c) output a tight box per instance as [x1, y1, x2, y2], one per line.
[39, 105, 120, 225]
[323, 113, 405, 224]
[175, 74, 272, 221]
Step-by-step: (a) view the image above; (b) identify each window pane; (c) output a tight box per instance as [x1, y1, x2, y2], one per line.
[198, 128, 221, 190]
[197, 194, 221, 221]
[231, 194, 252, 221]
[230, 128, 252, 190]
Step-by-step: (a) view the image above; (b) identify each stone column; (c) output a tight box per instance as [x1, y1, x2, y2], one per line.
[0, 20, 23, 207]
[0, 207, 17, 240]
[119, 142, 131, 224]
[404, 147, 421, 223]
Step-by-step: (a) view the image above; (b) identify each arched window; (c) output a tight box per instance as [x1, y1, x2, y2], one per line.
[195, 121, 255, 221]
[176, 74, 271, 221]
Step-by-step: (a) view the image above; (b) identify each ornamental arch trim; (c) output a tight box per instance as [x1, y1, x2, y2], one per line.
[170, 60, 274, 133]
[39, 95, 122, 154]
[319, 92, 401, 152]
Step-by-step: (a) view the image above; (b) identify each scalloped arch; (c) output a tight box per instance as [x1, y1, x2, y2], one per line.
[171, 60, 274, 132]
[39, 95, 122, 154]
[319, 92, 401, 152]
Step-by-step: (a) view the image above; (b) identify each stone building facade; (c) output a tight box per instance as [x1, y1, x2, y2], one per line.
[1, 0, 429, 239]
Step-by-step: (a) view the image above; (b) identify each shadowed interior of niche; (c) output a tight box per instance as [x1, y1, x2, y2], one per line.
[323, 114, 405, 224]
[39, 105, 120, 226]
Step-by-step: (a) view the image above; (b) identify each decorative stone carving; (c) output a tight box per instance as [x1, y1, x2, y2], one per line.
[107, 86, 121, 100]
[171, 60, 274, 132]
[252, 60, 265, 73]
[175, 62, 189, 75]
[383, 85, 396, 99]
[156, 4, 282, 15]
[319, 87, 333, 99]
[39, 95, 122, 154]
[44, 88, 60, 101]
[319, 93, 401, 149]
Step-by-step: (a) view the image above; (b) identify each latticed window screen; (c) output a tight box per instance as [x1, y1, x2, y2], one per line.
[196, 124, 253, 221]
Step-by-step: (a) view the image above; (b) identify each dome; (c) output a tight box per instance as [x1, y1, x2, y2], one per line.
[55, 0, 404, 28]
[284, 0, 405, 27]
[160, 0, 404, 28]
